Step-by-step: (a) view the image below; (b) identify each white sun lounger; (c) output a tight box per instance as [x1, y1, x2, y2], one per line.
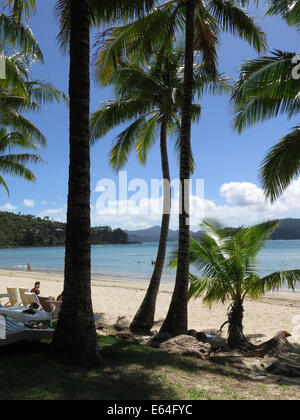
[5, 288, 21, 307]
[24, 292, 41, 308]
[47, 300, 62, 320]
[0, 316, 54, 347]
[39, 297, 61, 319]
[19, 288, 30, 306]
[0, 306, 52, 326]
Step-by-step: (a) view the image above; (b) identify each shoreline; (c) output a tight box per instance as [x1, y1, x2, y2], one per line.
[0, 269, 300, 346]
[0, 265, 300, 292]
[0, 265, 176, 284]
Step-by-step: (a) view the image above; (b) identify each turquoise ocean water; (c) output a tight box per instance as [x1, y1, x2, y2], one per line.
[0, 240, 300, 290]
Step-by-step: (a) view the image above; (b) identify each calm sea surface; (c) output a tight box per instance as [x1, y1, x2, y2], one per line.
[0, 240, 299, 289]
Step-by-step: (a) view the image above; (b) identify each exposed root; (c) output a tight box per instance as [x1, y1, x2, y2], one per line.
[242, 331, 292, 358]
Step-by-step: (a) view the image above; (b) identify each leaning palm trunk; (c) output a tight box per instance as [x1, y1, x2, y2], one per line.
[227, 300, 246, 349]
[51, 0, 101, 367]
[159, 0, 195, 337]
[130, 119, 171, 334]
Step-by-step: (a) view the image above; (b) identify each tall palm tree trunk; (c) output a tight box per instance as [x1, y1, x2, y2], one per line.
[158, 0, 195, 337]
[130, 119, 171, 334]
[51, 0, 101, 367]
[227, 300, 246, 349]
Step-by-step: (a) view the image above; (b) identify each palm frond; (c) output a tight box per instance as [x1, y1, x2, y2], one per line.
[0, 174, 9, 195]
[26, 80, 69, 106]
[136, 112, 160, 164]
[194, 3, 219, 75]
[0, 105, 46, 146]
[260, 126, 300, 201]
[208, 0, 267, 52]
[108, 64, 161, 100]
[0, 13, 42, 59]
[249, 269, 300, 296]
[93, 4, 183, 84]
[0, 129, 37, 150]
[109, 116, 147, 171]
[2, 0, 36, 22]
[266, 0, 300, 28]
[55, 0, 157, 52]
[90, 99, 153, 143]
[232, 51, 299, 132]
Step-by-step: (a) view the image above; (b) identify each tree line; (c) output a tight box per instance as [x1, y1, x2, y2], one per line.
[0, 212, 128, 247]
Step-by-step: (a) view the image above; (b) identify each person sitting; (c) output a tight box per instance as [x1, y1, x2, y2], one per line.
[31, 282, 41, 296]
[57, 292, 63, 302]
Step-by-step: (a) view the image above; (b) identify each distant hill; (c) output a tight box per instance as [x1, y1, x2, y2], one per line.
[126, 219, 300, 242]
[125, 226, 179, 243]
[125, 226, 200, 242]
[0, 212, 128, 247]
[270, 218, 300, 240]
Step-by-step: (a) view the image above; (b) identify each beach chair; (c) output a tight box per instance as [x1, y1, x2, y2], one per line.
[39, 296, 54, 314]
[0, 316, 54, 347]
[5, 288, 21, 307]
[24, 292, 41, 309]
[18, 288, 31, 306]
[47, 300, 62, 320]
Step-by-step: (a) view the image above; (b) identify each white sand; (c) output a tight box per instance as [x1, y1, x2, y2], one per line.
[1, 269, 300, 344]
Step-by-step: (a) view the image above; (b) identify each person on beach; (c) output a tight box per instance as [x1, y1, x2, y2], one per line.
[57, 292, 63, 302]
[31, 281, 41, 296]
[27, 263, 31, 272]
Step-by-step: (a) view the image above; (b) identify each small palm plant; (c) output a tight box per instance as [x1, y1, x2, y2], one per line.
[176, 220, 300, 349]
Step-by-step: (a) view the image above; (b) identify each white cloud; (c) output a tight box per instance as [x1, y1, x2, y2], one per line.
[37, 208, 66, 222]
[0, 203, 17, 212]
[46, 208, 65, 215]
[204, 177, 300, 226]
[220, 182, 265, 207]
[91, 176, 300, 230]
[23, 199, 35, 208]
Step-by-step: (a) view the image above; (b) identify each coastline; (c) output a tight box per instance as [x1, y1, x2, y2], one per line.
[0, 269, 300, 346]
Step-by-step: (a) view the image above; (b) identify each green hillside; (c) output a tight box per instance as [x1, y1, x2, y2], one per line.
[0, 212, 128, 247]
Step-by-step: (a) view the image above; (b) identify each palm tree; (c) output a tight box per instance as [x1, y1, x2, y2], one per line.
[51, 0, 103, 367]
[4, 0, 157, 367]
[0, 51, 67, 191]
[0, 51, 67, 128]
[0, 6, 67, 192]
[52, 0, 156, 366]
[232, 1, 300, 202]
[94, 0, 266, 337]
[91, 49, 231, 334]
[232, 49, 300, 201]
[178, 220, 300, 348]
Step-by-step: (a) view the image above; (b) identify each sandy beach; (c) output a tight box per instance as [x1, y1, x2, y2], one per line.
[1, 269, 300, 345]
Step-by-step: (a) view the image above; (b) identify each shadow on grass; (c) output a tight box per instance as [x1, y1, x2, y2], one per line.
[1, 335, 299, 400]
[0, 340, 176, 400]
[99, 336, 261, 383]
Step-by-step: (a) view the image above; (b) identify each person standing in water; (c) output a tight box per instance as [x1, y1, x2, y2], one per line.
[27, 263, 31, 272]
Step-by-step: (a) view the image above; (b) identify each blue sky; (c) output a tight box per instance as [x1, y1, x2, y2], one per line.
[1, 2, 300, 230]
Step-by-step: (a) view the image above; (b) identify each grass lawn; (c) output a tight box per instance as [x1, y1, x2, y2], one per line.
[0, 336, 299, 400]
